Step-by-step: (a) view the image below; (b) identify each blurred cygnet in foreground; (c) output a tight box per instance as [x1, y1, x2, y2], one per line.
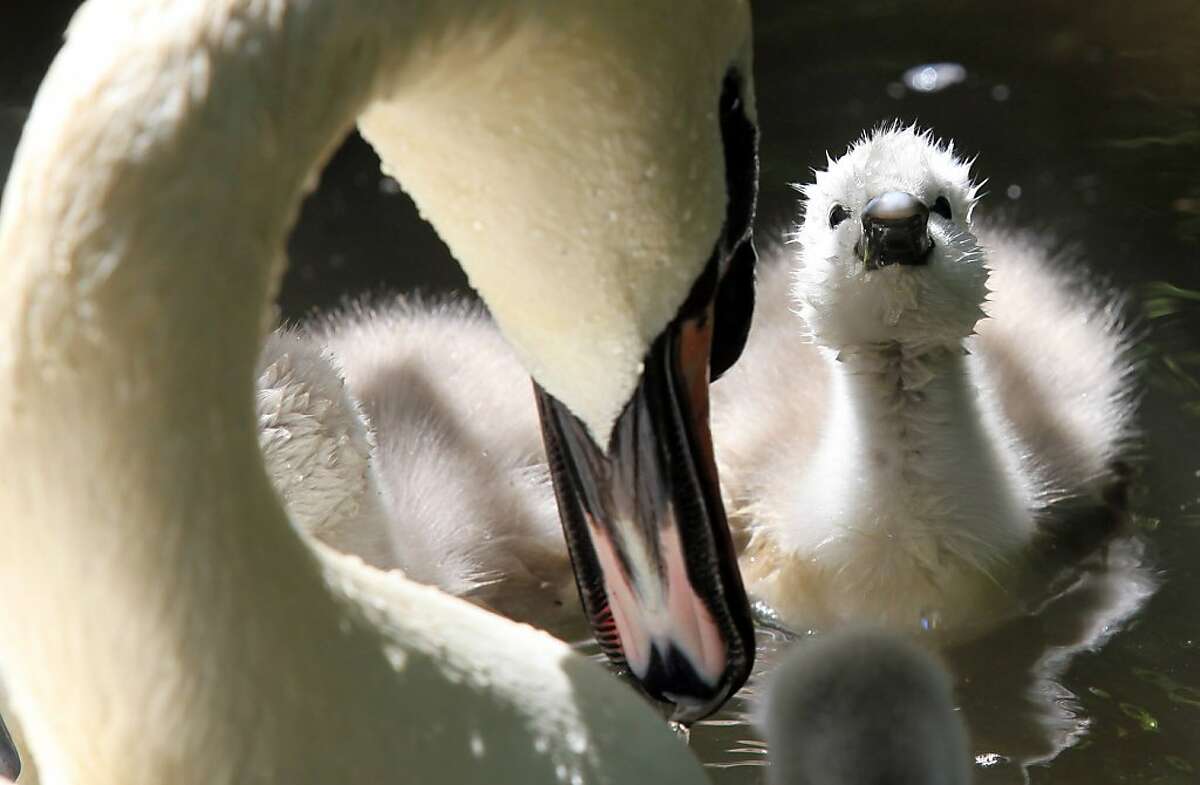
[758, 628, 970, 785]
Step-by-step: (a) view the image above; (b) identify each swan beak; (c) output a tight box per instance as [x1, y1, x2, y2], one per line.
[0, 711, 20, 782]
[535, 268, 755, 722]
[859, 191, 932, 270]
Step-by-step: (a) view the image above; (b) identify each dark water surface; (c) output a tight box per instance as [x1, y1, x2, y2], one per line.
[4, 2, 1199, 783]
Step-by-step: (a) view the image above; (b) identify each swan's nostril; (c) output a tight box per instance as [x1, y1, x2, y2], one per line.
[860, 191, 932, 269]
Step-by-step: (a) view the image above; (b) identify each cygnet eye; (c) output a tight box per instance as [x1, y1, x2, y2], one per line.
[829, 204, 850, 228]
[931, 196, 952, 220]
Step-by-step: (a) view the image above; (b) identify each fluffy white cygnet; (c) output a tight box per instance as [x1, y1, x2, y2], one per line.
[711, 126, 1137, 642]
[757, 628, 970, 785]
[258, 299, 580, 634]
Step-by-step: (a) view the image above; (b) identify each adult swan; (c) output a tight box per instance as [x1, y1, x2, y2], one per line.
[0, 0, 759, 781]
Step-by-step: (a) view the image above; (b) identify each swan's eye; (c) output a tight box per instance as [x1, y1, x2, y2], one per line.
[931, 196, 952, 220]
[829, 204, 850, 228]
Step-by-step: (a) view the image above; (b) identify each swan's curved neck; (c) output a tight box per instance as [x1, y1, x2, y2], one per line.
[0, 1, 745, 780]
[0, 8, 432, 780]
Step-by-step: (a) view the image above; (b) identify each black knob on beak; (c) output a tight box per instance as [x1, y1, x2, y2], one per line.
[859, 191, 933, 269]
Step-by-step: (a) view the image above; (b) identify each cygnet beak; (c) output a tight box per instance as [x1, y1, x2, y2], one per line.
[858, 191, 932, 269]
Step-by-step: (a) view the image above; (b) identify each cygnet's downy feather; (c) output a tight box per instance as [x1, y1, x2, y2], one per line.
[756, 629, 970, 785]
[711, 125, 1138, 641]
[258, 298, 579, 633]
[257, 331, 392, 558]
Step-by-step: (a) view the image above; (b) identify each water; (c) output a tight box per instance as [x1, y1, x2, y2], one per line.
[5, 1, 1200, 783]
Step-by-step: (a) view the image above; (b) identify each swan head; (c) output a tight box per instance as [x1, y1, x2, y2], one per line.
[758, 628, 970, 785]
[531, 70, 759, 721]
[792, 126, 987, 353]
[0, 0, 759, 726]
[359, 10, 766, 720]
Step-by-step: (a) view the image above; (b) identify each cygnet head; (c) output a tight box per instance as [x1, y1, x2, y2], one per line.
[793, 126, 987, 352]
[759, 628, 970, 785]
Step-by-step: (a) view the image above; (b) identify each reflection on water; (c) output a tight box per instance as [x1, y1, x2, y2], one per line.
[577, 537, 1158, 785]
[950, 539, 1157, 783]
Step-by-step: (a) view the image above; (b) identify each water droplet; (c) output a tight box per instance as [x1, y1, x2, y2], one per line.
[566, 730, 587, 754]
[385, 647, 407, 671]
